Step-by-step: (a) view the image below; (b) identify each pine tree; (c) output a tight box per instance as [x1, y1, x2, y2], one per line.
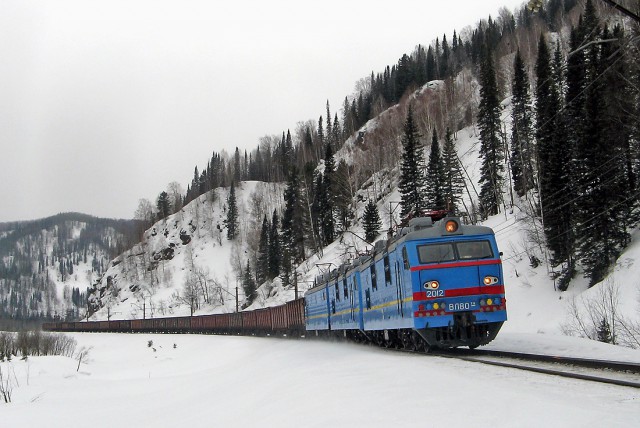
[633, 49, 640, 197]
[425, 128, 445, 210]
[233, 147, 241, 183]
[536, 33, 574, 278]
[605, 25, 638, 224]
[156, 191, 171, 220]
[510, 49, 535, 198]
[224, 183, 239, 240]
[597, 318, 613, 344]
[256, 215, 270, 284]
[399, 104, 427, 218]
[342, 96, 354, 139]
[441, 127, 465, 213]
[440, 34, 450, 78]
[334, 160, 353, 232]
[268, 210, 280, 280]
[413, 45, 427, 86]
[572, 8, 629, 284]
[281, 167, 306, 263]
[242, 259, 256, 305]
[320, 144, 335, 245]
[284, 130, 293, 175]
[536, 35, 573, 266]
[434, 37, 441, 79]
[332, 113, 341, 149]
[198, 170, 207, 195]
[311, 172, 323, 247]
[326, 101, 333, 149]
[396, 54, 414, 101]
[317, 116, 325, 154]
[426, 46, 436, 82]
[477, 46, 504, 217]
[362, 200, 382, 243]
[304, 126, 314, 163]
[243, 150, 249, 181]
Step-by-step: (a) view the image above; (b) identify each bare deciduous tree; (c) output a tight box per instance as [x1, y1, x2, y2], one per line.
[0, 366, 14, 403]
[561, 280, 640, 348]
[167, 181, 184, 214]
[173, 280, 200, 316]
[134, 198, 156, 230]
[75, 346, 92, 372]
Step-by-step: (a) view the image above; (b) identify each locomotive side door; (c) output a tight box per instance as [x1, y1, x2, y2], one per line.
[394, 248, 406, 318]
[349, 276, 356, 321]
[395, 261, 403, 317]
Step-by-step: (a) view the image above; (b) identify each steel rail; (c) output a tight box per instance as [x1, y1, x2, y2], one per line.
[430, 348, 640, 389]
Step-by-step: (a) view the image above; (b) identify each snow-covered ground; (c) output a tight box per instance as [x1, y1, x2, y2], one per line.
[2, 333, 639, 427]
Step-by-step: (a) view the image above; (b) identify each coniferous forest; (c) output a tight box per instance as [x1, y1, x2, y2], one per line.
[0, 213, 140, 329]
[139, 0, 637, 293]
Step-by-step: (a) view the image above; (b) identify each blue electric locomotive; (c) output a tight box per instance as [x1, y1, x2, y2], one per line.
[305, 216, 507, 349]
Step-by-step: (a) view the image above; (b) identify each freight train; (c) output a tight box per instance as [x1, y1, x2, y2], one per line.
[43, 216, 507, 350]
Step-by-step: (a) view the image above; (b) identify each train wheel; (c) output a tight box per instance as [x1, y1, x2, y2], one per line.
[411, 331, 427, 353]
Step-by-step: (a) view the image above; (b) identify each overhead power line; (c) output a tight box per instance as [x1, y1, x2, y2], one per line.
[599, 0, 640, 24]
[528, 0, 640, 24]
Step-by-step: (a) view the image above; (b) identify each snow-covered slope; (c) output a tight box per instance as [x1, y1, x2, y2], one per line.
[89, 181, 286, 320]
[90, 79, 640, 351]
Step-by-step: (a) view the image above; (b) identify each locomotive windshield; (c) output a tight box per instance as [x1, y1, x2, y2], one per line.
[417, 243, 456, 263]
[418, 240, 494, 264]
[457, 240, 494, 260]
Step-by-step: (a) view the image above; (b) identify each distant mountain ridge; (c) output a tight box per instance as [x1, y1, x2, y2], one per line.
[0, 212, 141, 329]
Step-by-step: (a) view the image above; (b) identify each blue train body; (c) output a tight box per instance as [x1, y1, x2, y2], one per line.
[304, 216, 507, 349]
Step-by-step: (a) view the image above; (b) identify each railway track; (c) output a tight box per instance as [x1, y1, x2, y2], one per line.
[432, 348, 640, 389]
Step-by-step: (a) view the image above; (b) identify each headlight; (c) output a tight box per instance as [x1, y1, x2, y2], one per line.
[424, 280, 440, 290]
[483, 276, 499, 285]
[445, 220, 459, 233]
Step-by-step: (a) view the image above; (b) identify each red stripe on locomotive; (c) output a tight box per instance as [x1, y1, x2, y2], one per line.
[413, 285, 505, 301]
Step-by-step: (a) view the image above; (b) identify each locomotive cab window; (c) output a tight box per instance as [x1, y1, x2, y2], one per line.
[417, 240, 494, 263]
[457, 240, 494, 260]
[418, 243, 455, 264]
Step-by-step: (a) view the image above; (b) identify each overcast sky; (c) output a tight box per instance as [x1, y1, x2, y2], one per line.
[0, 0, 527, 222]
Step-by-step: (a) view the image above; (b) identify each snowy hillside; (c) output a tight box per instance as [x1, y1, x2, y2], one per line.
[88, 89, 640, 351]
[0, 213, 137, 326]
[89, 181, 286, 320]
